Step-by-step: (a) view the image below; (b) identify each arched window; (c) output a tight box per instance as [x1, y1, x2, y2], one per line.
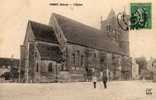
[106, 24, 110, 32]
[36, 63, 39, 72]
[94, 53, 96, 58]
[77, 50, 80, 66]
[61, 64, 64, 71]
[72, 53, 76, 66]
[81, 55, 84, 66]
[72, 53, 76, 70]
[48, 63, 53, 72]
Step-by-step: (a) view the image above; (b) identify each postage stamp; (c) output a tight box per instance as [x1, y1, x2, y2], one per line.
[130, 3, 152, 30]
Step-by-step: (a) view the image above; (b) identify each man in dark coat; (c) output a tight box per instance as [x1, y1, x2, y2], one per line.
[102, 72, 108, 88]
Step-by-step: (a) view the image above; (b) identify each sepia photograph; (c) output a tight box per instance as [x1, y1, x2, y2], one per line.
[0, 0, 155, 100]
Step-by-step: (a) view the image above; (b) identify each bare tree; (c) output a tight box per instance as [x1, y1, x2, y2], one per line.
[135, 56, 148, 79]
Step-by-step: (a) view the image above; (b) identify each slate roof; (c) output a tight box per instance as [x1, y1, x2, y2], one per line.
[53, 13, 100, 47]
[52, 13, 125, 55]
[29, 21, 59, 44]
[27, 13, 127, 57]
[28, 21, 62, 62]
[0, 58, 19, 67]
[36, 43, 63, 62]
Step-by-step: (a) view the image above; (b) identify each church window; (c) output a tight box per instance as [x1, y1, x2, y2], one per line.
[65, 48, 68, 66]
[61, 64, 64, 71]
[34, 51, 37, 58]
[48, 63, 53, 72]
[81, 55, 84, 66]
[106, 24, 110, 32]
[100, 58, 104, 63]
[77, 50, 80, 66]
[106, 24, 113, 33]
[72, 53, 76, 66]
[59, 34, 61, 38]
[36, 63, 39, 72]
[94, 53, 96, 58]
[115, 32, 120, 41]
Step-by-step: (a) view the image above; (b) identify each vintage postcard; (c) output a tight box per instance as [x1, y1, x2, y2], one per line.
[0, 0, 156, 100]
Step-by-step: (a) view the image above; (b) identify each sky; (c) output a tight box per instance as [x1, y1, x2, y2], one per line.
[0, 0, 155, 59]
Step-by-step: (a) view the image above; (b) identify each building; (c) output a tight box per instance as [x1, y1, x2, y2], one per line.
[134, 57, 154, 80]
[0, 57, 19, 82]
[151, 59, 156, 82]
[20, 10, 131, 83]
[146, 58, 156, 81]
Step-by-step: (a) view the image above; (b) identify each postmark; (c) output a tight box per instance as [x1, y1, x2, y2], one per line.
[117, 11, 129, 31]
[130, 3, 152, 30]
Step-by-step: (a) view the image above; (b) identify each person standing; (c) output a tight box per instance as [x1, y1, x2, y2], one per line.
[92, 75, 97, 88]
[102, 71, 108, 88]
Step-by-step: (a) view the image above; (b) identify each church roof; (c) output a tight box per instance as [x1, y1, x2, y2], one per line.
[52, 13, 125, 55]
[52, 13, 100, 47]
[26, 13, 127, 56]
[36, 43, 63, 62]
[29, 21, 59, 44]
[28, 21, 63, 62]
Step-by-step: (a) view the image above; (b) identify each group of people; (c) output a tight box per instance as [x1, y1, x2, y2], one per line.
[85, 67, 108, 89]
[92, 71, 108, 89]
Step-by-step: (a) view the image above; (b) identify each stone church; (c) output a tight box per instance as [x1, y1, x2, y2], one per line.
[20, 10, 132, 83]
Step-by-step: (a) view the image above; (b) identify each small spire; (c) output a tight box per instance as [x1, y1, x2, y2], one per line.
[123, 7, 127, 15]
[107, 8, 116, 19]
[124, 7, 126, 13]
[100, 16, 103, 22]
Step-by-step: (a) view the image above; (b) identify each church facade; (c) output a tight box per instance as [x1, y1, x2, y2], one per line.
[20, 10, 132, 83]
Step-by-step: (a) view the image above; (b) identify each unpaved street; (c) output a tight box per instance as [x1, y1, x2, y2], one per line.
[0, 81, 155, 100]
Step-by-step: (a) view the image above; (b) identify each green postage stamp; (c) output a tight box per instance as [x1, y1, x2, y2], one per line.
[130, 3, 152, 30]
